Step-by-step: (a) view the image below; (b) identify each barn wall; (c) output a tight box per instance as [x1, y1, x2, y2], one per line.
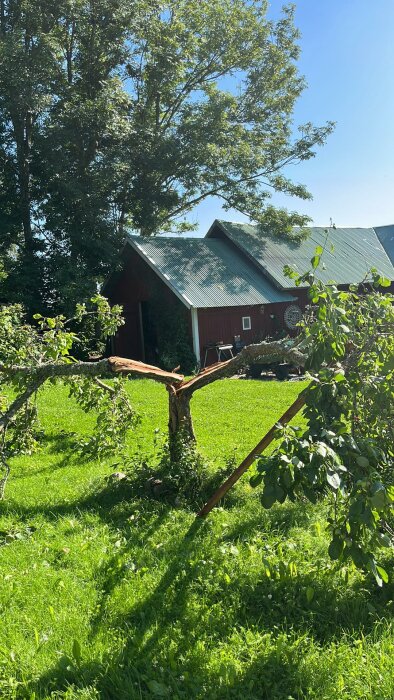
[197, 298, 304, 366]
[106, 247, 192, 362]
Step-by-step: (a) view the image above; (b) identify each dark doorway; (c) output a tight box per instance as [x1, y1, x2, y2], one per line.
[141, 301, 158, 365]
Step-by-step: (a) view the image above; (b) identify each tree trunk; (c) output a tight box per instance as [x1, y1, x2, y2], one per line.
[167, 388, 195, 460]
[1, 0, 5, 34]
[13, 111, 33, 250]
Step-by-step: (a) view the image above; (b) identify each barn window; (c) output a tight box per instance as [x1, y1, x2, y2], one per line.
[242, 316, 251, 330]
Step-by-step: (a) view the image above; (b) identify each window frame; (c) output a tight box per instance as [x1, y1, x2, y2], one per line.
[242, 315, 252, 331]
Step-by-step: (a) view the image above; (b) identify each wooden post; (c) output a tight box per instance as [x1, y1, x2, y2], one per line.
[197, 385, 310, 518]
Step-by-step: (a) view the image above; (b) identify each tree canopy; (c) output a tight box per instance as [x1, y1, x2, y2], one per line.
[0, 0, 333, 313]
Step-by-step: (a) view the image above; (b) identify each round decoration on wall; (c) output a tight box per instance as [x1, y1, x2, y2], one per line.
[284, 304, 302, 330]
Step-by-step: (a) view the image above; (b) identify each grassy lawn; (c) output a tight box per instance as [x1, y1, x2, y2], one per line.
[0, 378, 393, 699]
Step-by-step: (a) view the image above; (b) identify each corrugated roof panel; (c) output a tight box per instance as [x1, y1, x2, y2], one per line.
[214, 221, 394, 289]
[128, 236, 295, 308]
[374, 225, 394, 265]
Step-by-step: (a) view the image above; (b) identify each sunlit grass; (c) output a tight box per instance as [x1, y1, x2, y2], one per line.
[0, 378, 393, 699]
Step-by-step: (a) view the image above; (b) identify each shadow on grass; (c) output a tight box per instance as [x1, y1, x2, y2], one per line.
[4, 436, 393, 698]
[23, 493, 394, 699]
[219, 498, 317, 544]
[9, 431, 98, 481]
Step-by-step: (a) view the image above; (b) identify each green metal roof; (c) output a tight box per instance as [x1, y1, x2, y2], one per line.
[374, 225, 394, 265]
[212, 221, 394, 289]
[128, 236, 295, 308]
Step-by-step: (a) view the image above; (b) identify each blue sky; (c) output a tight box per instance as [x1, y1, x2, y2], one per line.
[188, 0, 394, 236]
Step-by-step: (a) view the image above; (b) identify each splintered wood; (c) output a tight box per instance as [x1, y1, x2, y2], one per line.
[108, 356, 184, 384]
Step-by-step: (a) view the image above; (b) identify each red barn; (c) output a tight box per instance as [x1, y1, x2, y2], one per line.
[105, 220, 394, 369]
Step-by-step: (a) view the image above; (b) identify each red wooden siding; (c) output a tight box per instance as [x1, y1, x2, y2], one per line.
[105, 247, 192, 361]
[197, 297, 305, 365]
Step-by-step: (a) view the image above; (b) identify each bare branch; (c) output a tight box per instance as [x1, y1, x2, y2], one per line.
[94, 377, 116, 394]
[0, 458, 11, 500]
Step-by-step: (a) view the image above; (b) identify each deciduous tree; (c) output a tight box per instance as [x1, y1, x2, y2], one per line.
[0, 0, 333, 312]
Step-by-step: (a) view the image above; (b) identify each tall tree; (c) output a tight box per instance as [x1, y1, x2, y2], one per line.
[0, 0, 334, 313]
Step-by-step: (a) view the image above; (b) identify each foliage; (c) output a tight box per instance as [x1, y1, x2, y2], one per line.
[154, 305, 197, 375]
[0, 0, 334, 313]
[68, 376, 140, 459]
[251, 251, 394, 584]
[126, 428, 213, 506]
[128, 427, 236, 508]
[0, 379, 393, 699]
[0, 296, 138, 497]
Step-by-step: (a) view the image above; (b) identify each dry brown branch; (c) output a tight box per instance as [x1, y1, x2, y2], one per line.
[197, 385, 310, 517]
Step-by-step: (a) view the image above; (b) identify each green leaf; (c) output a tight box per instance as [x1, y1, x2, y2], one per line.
[328, 537, 344, 560]
[249, 473, 263, 488]
[306, 586, 315, 603]
[146, 680, 168, 697]
[261, 485, 276, 509]
[369, 560, 383, 587]
[326, 471, 341, 490]
[311, 255, 320, 269]
[316, 443, 327, 458]
[274, 484, 286, 503]
[72, 639, 82, 665]
[377, 532, 391, 547]
[356, 456, 369, 468]
[370, 483, 386, 510]
[376, 566, 389, 584]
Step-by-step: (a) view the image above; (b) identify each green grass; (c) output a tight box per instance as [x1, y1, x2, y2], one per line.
[0, 378, 394, 700]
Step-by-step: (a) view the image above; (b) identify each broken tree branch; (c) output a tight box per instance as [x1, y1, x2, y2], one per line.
[0, 356, 184, 386]
[165, 338, 307, 445]
[177, 340, 307, 398]
[0, 378, 46, 433]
